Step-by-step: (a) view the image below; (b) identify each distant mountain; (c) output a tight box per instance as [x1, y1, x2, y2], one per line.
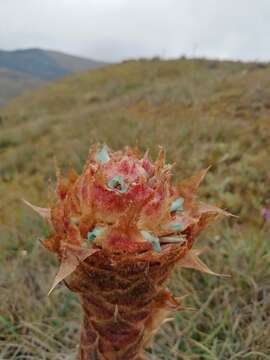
[0, 48, 106, 80]
[0, 48, 107, 105]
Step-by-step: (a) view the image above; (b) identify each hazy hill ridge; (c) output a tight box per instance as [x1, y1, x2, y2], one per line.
[0, 48, 106, 105]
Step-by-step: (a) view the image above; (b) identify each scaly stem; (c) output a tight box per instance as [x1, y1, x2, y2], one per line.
[67, 247, 184, 360]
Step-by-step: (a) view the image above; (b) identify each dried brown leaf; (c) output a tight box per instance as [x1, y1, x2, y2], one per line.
[48, 247, 98, 294]
[178, 249, 229, 277]
[177, 167, 210, 201]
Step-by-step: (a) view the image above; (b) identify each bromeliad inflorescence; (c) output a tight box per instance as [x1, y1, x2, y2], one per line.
[25, 145, 230, 360]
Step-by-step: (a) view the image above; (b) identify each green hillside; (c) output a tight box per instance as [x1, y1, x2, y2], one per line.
[0, 67, 42, 106]
[0, 58, 269, 359]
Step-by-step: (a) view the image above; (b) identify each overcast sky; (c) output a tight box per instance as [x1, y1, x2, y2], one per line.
[0, 0, 269, 62]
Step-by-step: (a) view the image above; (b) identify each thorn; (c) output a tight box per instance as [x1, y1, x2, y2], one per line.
[155, 146, 165, 170]
[175, 294, 190, 303]
[22, 199, 51, 220]
[161, 317, 175, 325]
[53, 156, 61, 179]
[143, 149, 149, 159]
[114, 305, 119, 322]
[144, 262, 150, 276]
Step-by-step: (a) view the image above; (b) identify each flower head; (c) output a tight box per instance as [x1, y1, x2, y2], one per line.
[25, 145, 230, 293]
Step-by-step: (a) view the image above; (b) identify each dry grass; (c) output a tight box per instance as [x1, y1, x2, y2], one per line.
[0, 58, 270, 359]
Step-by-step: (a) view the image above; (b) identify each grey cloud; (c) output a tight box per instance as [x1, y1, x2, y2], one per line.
[0, 0, 269, 62]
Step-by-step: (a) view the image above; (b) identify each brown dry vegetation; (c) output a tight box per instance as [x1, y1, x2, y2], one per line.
[0, 58, 270, 359]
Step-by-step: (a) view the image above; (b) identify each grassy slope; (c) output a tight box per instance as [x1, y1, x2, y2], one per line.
[0, 67, 43, 106]
[0, 58, 269, 359]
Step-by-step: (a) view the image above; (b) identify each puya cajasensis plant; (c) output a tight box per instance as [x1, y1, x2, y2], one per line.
[25, 145, 230, 360]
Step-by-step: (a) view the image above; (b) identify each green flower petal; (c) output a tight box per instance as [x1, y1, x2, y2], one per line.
[141, 230, 161, 252]
[87, 228, 104, 242]
[96, 146, 110, 164]
[169, 223, 183, 232]
[108, 175, 127, 193]
[170, 197, 184, 212]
